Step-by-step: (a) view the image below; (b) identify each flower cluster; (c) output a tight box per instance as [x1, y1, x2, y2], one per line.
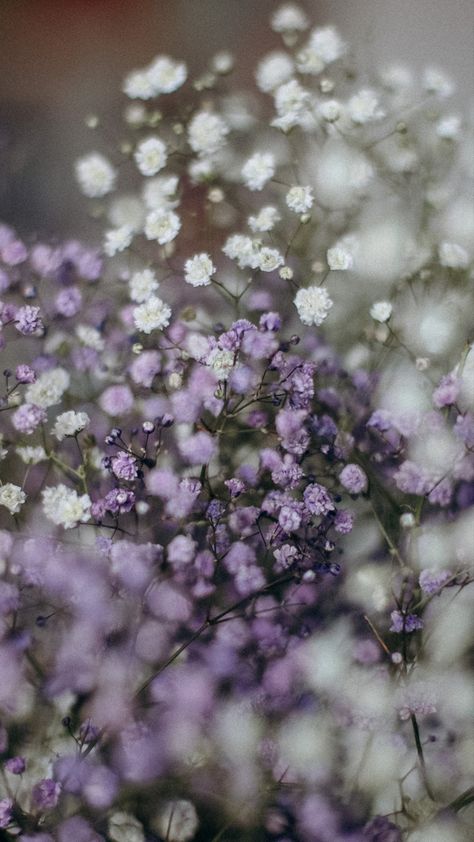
[0, 3, 472, 841]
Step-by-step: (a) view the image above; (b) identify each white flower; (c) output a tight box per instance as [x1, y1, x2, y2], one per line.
[258, 247, 284, 272]
[308, 26, 346, 64]
[104, 225, 133, 257]
[327, 242, 354, 271]
[16, 446, 47, 465]
[134, 137, 167, 176]
[108, 811, 145, 842]
[222, 234, 260, 269]
[370, 301, 393, 323]
[348, 89, 385, 124]
[123, 69, 155, 100]
[255, 51, 294, 93]
[25, 368, 70, 409]
[133, 296, 172, 333]
[436, 115, 461, 139]
[42, 484, 91, 529]
[271, 3, 309, 33]
[295, 46, 324, 76]
[248, 206, 280, 233]
[75, 152, 116, 198]
[147, 55, 187, 94]
[242, 152, 275, 191]
[144, 209, 181, 244]
[142, 174, 179, 210]
[422, 66, 454, 98]
[184, 253, 216, 287]
[211, 51, 234, 74]
[129, 269, 159, 302]
[318, 99, 342, 122]
[286, 185, 314, 213]
[188, 111, 229, 157]
[380, 64, 414, 91]
[0, 483, 26, 515]
[206, 348, 236, 381]
[439, 241, 469, 268]
[294, 285, 333, 326]
[272, 79, 311, 131]
[76, 324, 105, 351]
[53, 411, 90, 441]
[188, 158, 215, 184]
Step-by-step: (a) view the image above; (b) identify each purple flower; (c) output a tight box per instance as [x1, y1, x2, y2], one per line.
[259, 311, 281, 331]
[339, 463, 368, 494]
[15, 364, 36, 383]
[224, 477, 245, 497]
[103, 488, 135, 514]
[334, 509, 355, 534]
[55, 286, 82, 317]
[179, 431, 216, 465]
[303, 482, 335, 516]
[0, 797, 13, 828]
[389, 611, 423, 633]
[99, 384, 134, 416]
[363, 815, 402, 841]
[14, 305, 43, 335]
[12, 403, 46, 435]
[278, 504, 302, 533]
[393, 461, 430, 496]
[31, 778, 61, 810]
[5, 755, 26, 774]
[419, 569, 452, 594]
[2, 239, 28, 265]
[129, 350, 161, 386]
[432, 372, 460, 408]
[111, 452, 139, 481]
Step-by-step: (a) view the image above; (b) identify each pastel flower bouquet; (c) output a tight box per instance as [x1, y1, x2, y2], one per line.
[0, 4, 473, 840]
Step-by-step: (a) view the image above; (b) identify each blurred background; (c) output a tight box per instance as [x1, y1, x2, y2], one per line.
[0, 0, 472, 238]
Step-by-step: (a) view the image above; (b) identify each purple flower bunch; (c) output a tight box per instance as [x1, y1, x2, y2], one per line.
[0, 3, 473, 840]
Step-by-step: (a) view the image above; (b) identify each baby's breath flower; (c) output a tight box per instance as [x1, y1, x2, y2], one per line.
[142, 174, 179, 210]
[242, 152, 275, 191]
[294, 285, 333, 326]
[104, 225, 133, 257]
[271, 3, 309, 33]
[318, 98, 342, 122]
[134, 137, 167, 176]
[188, 111, 229, 157]
[123, 69, 155, 100]
[370, 301, 392, 323]
[436, 114, 461, 139]
[75, 152, 116, 198]
[272, 79, 311, 131]
[222, 234, 260, 269]
[25, 368, 70, 409]
[206, 348, 236, 380]
[16, 445, 47, 465]
[308, 25, 346, 65]
[255, 51, 294, 93]
[76, 324, 105, 351]
[53, 410, 90, 441]
[422, 66, 454, 97]
[42, 484, 91, 529]
[108, 811, 145, 842]
[153, 799, 199, 842]
[286, 185, 314, 213]
[248, 206, 280, 233]
[0, 483, 26, 515]
[439, 241, 469, 268]
[147, 55, 187, 94]
[348, 88, 385, 124]
[133, 295, 172, 333]
[184, 253, 216, 287]
[129, 269, 159, 303]
[144, 209, 181, 244]
[327, 241, 354, 271]
[258, 247, 284, 272]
